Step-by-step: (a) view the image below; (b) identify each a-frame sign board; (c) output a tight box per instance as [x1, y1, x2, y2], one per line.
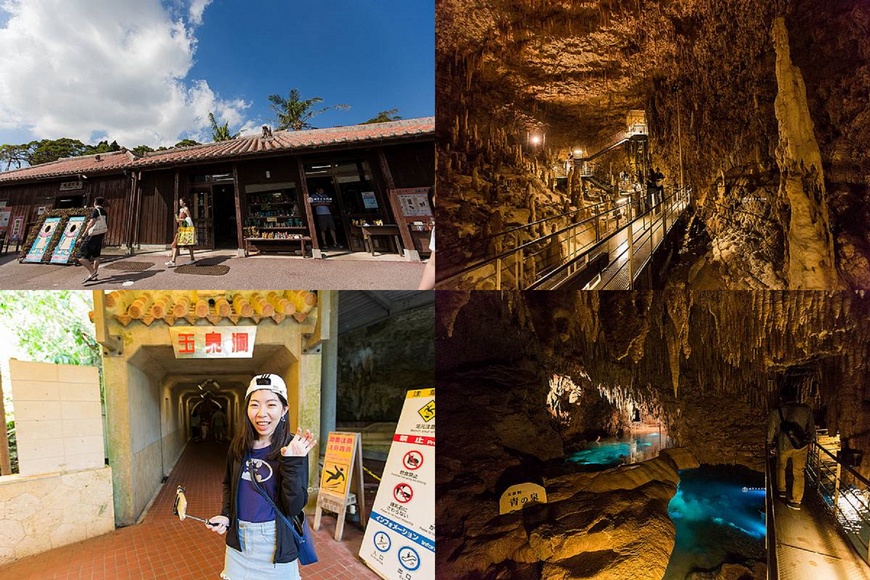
[314, 431, 367, 541]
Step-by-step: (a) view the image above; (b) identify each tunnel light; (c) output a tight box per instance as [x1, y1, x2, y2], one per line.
[530, 135, 541, 145]
[573, 149, 583, 157]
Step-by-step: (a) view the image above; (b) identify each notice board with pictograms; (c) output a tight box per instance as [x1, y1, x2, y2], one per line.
[314, 431, 366, 541]
[360, 389, 434, 580]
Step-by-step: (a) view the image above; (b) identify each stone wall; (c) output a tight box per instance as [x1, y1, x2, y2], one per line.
[337, 305, 434, 422]
[0, 466, 114, 565]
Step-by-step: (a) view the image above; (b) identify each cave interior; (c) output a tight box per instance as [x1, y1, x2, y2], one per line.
[436, 290, 870, 579]
[436, 0, 870, 290]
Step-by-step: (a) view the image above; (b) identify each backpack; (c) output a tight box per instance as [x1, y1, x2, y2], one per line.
[778, 407, 810, 449]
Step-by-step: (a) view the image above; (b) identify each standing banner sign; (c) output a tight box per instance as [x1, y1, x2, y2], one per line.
[360, 389, 434, 580]
[314, 431, 366, 541]
[50, 216, 87, 264]
[25, 217, 61, 263]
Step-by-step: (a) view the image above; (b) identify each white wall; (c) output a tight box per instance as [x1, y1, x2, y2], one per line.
[10, 360, 103, 476]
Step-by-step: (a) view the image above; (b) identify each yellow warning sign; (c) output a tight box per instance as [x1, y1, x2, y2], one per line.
[417, 400, 435, 422]
[319, 433, 356, 497]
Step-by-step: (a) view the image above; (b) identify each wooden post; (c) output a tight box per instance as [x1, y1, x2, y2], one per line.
[232, 162, 245, 256]
[0, 374, 10, 475]
[297, 158, 322, 258]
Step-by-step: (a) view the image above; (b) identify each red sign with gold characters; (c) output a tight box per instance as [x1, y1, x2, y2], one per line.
[169, 326, 257, 358]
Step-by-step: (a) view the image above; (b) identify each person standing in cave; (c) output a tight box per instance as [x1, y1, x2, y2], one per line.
[767, 385, 815, 510]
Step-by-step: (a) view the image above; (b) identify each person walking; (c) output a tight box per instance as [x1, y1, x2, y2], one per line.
[77, 196, 108, 283]
[191, 412, 201, 441]
[767, 385, 815, 510]
[166, 197, 196, 267]
[212, 407, 228, 443]
[207, 374, 316, 579]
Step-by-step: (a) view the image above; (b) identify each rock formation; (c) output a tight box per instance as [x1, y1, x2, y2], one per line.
[436, 0, 870, 289]
[437, 290, 869, 578]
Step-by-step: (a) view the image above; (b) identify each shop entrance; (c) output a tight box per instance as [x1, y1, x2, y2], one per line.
[188, 171, 236, 250]
[212, 184, 237, 248]
[304, 159, 389, 252]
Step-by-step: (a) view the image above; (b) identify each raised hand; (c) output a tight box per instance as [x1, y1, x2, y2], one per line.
[280, 427, 317, 457]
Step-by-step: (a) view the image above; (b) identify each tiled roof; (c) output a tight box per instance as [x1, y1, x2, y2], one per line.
[0, 117, 434, 183]
[99, 290, 318, 326]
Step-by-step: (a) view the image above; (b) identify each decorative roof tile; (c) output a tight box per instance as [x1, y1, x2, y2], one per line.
[0, 117, 434, 183]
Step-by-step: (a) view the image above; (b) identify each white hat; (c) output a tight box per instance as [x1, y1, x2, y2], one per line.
[246, 374, 287, 400]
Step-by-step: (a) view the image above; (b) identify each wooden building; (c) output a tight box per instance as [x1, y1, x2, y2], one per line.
[0, 118, 434, 260]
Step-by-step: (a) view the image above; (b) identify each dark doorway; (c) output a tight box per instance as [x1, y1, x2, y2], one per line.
[305, 177, 348, 248]
[55, 195, 84, 209]
[213, 184, 237, 248]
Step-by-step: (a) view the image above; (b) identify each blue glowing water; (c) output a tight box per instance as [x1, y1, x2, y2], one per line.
[664, 464, 766, 579]
[566, 431, 664, 469]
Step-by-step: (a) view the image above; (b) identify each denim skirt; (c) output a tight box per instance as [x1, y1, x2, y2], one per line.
[220, 520, 301, 579]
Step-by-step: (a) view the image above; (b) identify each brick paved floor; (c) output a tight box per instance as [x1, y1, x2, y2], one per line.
[0, 440, 378, 579]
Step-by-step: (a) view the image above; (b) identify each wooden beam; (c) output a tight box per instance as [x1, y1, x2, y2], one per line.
[232, 162, 245, 256]
[377, 148, 416, 259]
[298, 158, 322, 258]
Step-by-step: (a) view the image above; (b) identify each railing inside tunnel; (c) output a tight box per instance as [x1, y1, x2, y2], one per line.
[806, 435, 870, 564]
[437, 185, 691, 290]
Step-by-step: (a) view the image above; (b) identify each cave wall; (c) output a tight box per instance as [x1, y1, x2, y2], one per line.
[436, 0, 870, 289]
[438, 290, 870, 476]
[336, 305, 434, 422]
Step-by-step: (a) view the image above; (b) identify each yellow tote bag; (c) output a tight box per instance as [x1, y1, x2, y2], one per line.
[177, 225, 196, 246]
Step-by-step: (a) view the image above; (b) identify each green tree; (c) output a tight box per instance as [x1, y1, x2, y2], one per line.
[91, 140, 121, 154]
[27, 138, 91, 166]
[0, 143, 31, 170]
[209, 112, 239, 142]
[0, 291, 101, 475]
[131, 144, 154, 157]
[174, 139, 200, 148]
[0, 291, 100, 367]
[361, 109, 402, 124]
[268, 88, 350, 131]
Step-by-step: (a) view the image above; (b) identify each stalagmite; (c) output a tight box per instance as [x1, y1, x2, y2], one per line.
[771, 17, 841, 289]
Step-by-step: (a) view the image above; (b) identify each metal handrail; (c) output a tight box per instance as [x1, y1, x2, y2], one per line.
[438, 185, 691, 289]
[806, 437, 870, 563]
[765, 444, 779, 580]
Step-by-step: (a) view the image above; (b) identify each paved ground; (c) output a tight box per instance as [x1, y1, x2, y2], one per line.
[0, 439, 381, 579]
[0, 247, 426, 290]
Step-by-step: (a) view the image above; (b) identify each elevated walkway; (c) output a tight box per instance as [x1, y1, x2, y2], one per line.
[437, 185, 690, 290]
[767, 433, 870, 579]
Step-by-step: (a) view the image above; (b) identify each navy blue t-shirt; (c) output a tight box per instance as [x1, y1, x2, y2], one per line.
[238, 446, 279, 523]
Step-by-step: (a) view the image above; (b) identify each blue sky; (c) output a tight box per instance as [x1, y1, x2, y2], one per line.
[0, 0, 433, 149]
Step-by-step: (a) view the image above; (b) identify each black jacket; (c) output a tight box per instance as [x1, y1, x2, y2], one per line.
[221, 448, 309, 563]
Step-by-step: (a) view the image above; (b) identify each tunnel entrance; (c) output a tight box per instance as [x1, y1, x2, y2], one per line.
[96, 290, 322, 526]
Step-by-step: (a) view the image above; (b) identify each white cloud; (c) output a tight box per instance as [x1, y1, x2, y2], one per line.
[188, 0, 213, 26]
[0, 0, 245, 148]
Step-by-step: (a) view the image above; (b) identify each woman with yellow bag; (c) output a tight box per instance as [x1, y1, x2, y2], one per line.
[166, 197, 196, 267]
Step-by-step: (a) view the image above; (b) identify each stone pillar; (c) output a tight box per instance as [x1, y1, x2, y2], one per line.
[772, 17, 842, 289]
[299, 349, 323, 497]
[102, 352, 135, 526]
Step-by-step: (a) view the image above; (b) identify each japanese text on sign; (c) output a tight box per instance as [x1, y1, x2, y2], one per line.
[169, 326, 257, 358]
